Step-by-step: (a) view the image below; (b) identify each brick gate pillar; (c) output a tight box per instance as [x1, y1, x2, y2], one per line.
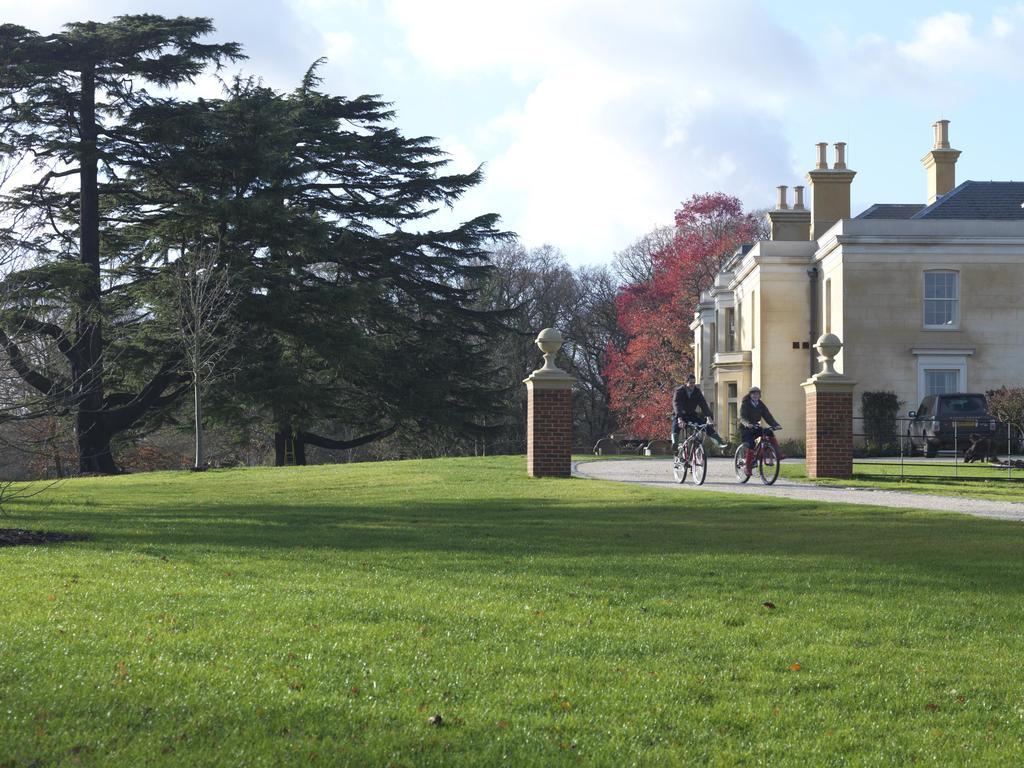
[801, 333, 857, 479]
[524, 328, 576, 478]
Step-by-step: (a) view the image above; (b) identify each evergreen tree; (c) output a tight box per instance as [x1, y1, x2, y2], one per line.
[0, 16, 241, 472]
[125, 70, 506, 464]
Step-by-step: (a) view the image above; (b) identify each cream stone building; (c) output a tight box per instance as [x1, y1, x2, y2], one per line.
[691, 121, 1024, 441]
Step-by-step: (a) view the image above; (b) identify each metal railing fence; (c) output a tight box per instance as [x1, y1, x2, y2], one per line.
[851, 416, 1024, 483]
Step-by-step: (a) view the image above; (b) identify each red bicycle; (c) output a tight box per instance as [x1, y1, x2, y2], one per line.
[733, 427, 782, 485]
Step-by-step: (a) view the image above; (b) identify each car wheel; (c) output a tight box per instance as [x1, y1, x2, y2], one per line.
[905, 431, 917, 457]
[925, 440, 938, 459]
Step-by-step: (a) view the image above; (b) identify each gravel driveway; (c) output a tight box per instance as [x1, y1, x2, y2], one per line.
[574, 458, 1024, 522]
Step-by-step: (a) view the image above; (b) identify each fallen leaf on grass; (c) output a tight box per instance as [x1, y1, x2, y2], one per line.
[789, 663, 801, 672]
[925, 703, 939, 712]
[762, 601, 776, 609]
[428, 714, 444, 727]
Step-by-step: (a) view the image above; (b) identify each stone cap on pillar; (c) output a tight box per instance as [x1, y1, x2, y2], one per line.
[524, 327, 575, 390]
[801, 333, 857, 392]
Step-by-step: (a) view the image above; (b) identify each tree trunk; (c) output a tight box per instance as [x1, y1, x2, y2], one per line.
[193, 378, 205, 470]
[274, 429, 286, 466]
[74, 64, 114, 474]
[76, 414, 117, 474]
[274, 425, 306, 466]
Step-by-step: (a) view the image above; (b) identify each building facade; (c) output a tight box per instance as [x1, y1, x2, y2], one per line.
[692, 122, 1024, 441]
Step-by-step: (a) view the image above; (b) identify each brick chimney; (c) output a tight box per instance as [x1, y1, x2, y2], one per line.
[922, 119, 960, 204]
[767, 184, 811, 241]
[807, 142, 856, 240]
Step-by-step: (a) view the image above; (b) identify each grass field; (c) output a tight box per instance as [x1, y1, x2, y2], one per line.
[2, 457, 1024, 766]
[780, 461, 1024, 503]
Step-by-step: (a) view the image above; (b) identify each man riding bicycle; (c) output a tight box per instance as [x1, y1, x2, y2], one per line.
[672, 374, 725, 450]
[739, 386, 783, 476]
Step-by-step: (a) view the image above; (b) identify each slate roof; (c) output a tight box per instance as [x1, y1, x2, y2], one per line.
[855, 203, 925, 220]
[911, 180, 1024, 220]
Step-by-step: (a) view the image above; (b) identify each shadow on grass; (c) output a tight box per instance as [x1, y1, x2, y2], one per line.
[12, 471, 1024, 597]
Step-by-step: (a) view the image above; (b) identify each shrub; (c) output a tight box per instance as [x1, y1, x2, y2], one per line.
[860, 391, 902, 454]
[987, 387, 1024, 428]
[778, 438, 806, 458]
[986, 386, 1024, 452]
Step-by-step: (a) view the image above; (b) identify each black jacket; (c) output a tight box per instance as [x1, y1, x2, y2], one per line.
[740, 395, 780, 429]
[673, 385, 711, 421]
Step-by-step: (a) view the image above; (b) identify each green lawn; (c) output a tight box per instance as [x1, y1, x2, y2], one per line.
[781, 461, 1024, 503]
[2, 457, 1024, 766]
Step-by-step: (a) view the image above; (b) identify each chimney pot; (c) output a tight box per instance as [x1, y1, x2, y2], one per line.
[833, 142, 847, 170]
[815, 142, 828, 170]
[776, 185, 789, 210]
[793, 185, 805, 210]
[807, 144, 855, 240]
[923, 119, 959, 203]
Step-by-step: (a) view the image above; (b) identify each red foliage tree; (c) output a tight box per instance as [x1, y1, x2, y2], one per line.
[605, 193, 760, 437]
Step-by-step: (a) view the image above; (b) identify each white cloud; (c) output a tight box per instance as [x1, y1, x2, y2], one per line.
[852, 4, 1024, 81]
[898, 12, 983, 71]
[323, 31, 357, 62]
[383, 0, 812, 259]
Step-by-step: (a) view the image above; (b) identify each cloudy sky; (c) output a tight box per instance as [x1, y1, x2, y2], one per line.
[6, 1, 1024, 264]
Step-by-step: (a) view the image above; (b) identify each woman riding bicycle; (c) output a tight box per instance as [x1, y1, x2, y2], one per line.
[739, 386, 783, 477]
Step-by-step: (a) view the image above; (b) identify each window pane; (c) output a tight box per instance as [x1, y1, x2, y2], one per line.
[924, 298, 956, 326]
[924, 271, 959, 327]
[925, 271, 958, 300]
[938, 395, 986, 414]
[924, 270, 958, 327]
[925, 369, 959, 396]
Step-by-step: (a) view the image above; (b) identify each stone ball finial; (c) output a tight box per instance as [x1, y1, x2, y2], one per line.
[535, 328, 565, 373]
[815, 333, 842, 376]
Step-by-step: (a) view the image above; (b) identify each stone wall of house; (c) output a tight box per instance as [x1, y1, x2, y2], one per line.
[831, 221, 1024, 414]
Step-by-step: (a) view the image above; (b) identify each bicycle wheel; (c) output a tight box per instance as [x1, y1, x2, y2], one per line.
[690, 441, 707, 486]
[734, 444, 750, 483]
[672, 444, 688, 484]
[759, 443, 780, 485]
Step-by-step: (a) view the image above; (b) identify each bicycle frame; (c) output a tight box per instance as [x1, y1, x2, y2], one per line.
[735, 427, 781, 485]
[674, 422, 711, 486]
[751, 433, 770, 462]
[678, 423, 709, 461]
